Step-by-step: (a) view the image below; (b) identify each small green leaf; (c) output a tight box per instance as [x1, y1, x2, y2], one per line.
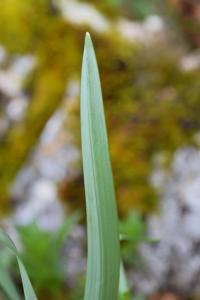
[81, 33, 120, 300]
[119, 212, 146, 242]
[0, 229, 37, 300]
[119, 260, 131, 300]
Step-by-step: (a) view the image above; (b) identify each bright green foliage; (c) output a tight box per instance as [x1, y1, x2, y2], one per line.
[17, 214, 79, 297]
[81, 33, 120, 300]
[119, 212, 146, 265]
[120, 212, 146, 243]
[0, 214, 79, 300]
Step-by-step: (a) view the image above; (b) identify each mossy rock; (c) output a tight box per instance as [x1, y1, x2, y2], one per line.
[0, 0, 200, 217]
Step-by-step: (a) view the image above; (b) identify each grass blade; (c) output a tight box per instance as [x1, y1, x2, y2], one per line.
[0, 229, 37, 300]
[0, 267, 21, 300]
[119, 260, 131, 300]
[81, 32, 120, 300]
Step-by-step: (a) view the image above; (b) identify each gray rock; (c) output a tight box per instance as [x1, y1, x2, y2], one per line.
[133, 147, 200, 297]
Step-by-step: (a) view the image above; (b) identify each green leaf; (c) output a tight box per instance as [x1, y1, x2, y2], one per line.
[16, 214, 79, 293]
[119, 211, 146, 242]
[81, 32, 120, 300]
[119, 260, 131, 300]
[131, 0, 157, 19]
[0, 228, 37, 300]
[0, 267, 21, 300]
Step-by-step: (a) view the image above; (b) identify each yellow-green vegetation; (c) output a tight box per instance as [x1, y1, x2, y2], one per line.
[0, 0, 83, 209]
[0, 0, 200, 217]
[61, 38, 200, 216]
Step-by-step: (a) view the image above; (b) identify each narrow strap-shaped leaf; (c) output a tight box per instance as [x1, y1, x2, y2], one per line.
[81, 32, 120, 300]
[119, 260, 131, 300]
[0, 229, 37, 300]
[0, 267, 21, 300]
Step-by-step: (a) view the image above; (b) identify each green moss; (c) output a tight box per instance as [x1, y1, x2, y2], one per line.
[61, 36, 200, 216]
[0, 1, 83, 209]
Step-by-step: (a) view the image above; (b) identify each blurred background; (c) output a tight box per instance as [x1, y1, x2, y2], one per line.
[1, 0, 200, 299]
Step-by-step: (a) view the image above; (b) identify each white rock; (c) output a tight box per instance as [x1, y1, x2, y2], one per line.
[117, 19, 145, 42]
[117, 15, 165, 44]
[6, 96, 28, 121]
[144, 15, 164, 33]
[10, 82, 80, 231]
[180, 51, 200, 71]
[134, 147, 200, 296]
[0, 55, 36, 97]
[55, 0, 110, 33]
[14, 179, 65, 230]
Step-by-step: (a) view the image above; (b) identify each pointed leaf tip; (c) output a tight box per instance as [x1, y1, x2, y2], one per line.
[86, 32, 90, 38]
[84, 32, 92, 49]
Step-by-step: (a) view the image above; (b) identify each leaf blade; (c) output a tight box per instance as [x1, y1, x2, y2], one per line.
[0, 267, 21, 300]
[119, 260, 131, 300]
[0, 229, 37, 300]
[81, 33, 120, 300]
